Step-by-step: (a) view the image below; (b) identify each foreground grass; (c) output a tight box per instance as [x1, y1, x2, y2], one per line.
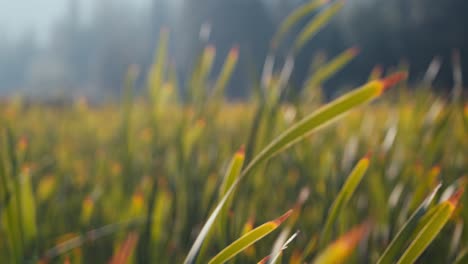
[0, 85, 466, 263]
[1, 0, 467, 262]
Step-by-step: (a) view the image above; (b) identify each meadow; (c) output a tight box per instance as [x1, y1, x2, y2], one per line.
[1, 1, 467, 263]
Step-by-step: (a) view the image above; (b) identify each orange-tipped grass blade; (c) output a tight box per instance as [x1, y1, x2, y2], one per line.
[208, 210, 293, 264]
[212, 45, 239, 99]
[109, 232, 139, 264]
[219, 146, 246, 199]
[396, 188, 464, 264]
[80, 196, 94, 225]
[218, 146, 245, 236]
[18, 167, 37, 245]
[241, 217, 256, 257]
[377, 183, 441, 264]
[196, 147, 246, 263]
[321, 154, 370, 245]
[313, 221, 371, 264]
[243, 72, 407, 175]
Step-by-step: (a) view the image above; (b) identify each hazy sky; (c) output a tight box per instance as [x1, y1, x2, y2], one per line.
[0, 0, 150, 43]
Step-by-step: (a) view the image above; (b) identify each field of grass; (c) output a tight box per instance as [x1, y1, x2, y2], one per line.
[1, 1, 467, 263]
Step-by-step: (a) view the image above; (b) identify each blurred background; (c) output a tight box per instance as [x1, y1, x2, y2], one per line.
[1, 0, 467, 99]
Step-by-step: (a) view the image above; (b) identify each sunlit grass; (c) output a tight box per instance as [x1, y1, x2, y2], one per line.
[0, 1, 467, 263]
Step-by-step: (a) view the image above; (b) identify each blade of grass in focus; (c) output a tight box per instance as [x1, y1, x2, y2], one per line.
[377, 184, 441, 264]
[243, 73, 407, 173]
[396, 188, 464, 264]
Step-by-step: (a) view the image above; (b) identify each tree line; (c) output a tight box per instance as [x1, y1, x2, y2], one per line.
[0, 0, 466, 98]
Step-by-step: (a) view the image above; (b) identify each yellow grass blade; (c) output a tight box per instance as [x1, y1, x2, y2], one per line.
[321, 154, 370, 245]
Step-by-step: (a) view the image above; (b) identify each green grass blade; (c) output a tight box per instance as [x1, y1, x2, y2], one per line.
[219, 146, 246, 198]
[218, 146, 245, 234]
[305, 47, 359, 90]
[185, 149, 246, 264]
[293, 0, 345, 54]
[19, 169, 37, 248]
[196, 147, 246, 263]
[242, 73, 406, 175]
[271, 0, 329, 50]
[208, 210, 292, 264]
[190, 45, 216, 106]
[321, 154, 370, 245]
[396, 188, 464, 264]
[148, 28, 169, 103]
[377, 184, 441, 264]
[212, 46, 239, 99]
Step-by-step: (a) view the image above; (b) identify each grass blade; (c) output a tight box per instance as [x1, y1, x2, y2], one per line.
[377, 183, 441, 264]
[396, 188, 464, 264]
[109, 232, 139, 264]
[294, 0, 345, 54]
[212, 46, 239, 99]
[321, 153, 370, 245]
[148, 28, 169, 104]
[243, 73, 407, 174]
[208, 210, 292, 264]
[304, 47, 359, 90]
[271, 0, 329, 50]
[218, 146, 246, 235]
[196, 147, 246, 263]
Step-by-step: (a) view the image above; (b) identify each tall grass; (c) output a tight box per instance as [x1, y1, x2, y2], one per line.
[0, 0, 466, 263]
